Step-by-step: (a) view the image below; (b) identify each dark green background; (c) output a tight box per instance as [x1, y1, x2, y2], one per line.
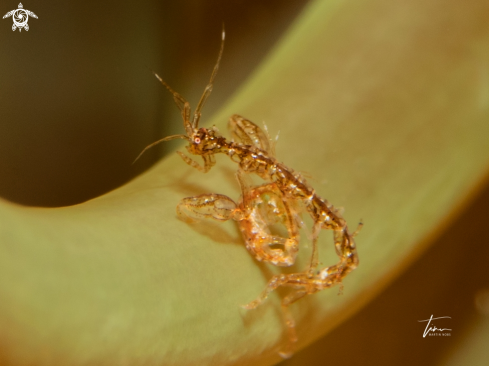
[0, 0, 308, 207]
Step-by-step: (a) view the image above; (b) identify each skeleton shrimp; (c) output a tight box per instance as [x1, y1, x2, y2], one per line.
[136, 30, 361, 357]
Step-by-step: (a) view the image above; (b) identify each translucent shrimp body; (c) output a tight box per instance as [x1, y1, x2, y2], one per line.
[136, 31, 360, 358]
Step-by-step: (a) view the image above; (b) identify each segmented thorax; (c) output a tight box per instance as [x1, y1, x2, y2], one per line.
[207, 123, 346, 234]
[224, 143, 274, 178]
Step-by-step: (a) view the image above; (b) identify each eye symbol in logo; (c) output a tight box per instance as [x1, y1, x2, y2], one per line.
[3, 3, 38, 32]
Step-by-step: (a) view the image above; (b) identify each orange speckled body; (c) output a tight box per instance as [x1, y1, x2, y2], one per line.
[136, 31, 360, 358]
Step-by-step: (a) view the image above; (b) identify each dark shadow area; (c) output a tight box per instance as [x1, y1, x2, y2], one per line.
[0, 0, 310, 207]
[178, 218, 243, 246]
[280, 181, 489, 366]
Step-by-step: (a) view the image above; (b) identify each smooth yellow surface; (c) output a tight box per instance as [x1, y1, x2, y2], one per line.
[1, 0, 489, 365]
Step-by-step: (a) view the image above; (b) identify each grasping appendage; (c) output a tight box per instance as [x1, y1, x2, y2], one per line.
[177, 170, 301, 267]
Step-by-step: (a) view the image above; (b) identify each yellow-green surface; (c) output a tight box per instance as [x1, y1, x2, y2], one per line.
[1, 0, 489, 365]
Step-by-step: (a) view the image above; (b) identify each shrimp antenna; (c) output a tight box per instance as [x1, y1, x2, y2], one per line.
[133, 134, 188, 164]
[153, 72, 193, 137]
[192, 26, 225, 129]
[135, 28, 226, 165]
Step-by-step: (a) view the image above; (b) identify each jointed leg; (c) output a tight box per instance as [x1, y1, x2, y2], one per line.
[176, 151, 215, 173]
[307, 222, 322, 275]
[242, 273, 308, 358]
[243, 260, 356, 358]
[241, 274, 290, 310]
[279, 290, 307, 358]
[352, 221, 364, 237]
[333, 227, 359, 270]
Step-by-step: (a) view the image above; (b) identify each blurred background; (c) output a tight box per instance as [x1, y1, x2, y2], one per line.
[280, 183, 489, 366]
[0, 0, 309, 207]
[0, 1, 488, 365]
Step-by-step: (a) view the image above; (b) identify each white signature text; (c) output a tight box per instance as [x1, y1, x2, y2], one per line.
[418, 315, 452, 337]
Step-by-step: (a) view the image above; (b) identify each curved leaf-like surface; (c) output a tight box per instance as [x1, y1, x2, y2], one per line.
[1, 0, 489, 365]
